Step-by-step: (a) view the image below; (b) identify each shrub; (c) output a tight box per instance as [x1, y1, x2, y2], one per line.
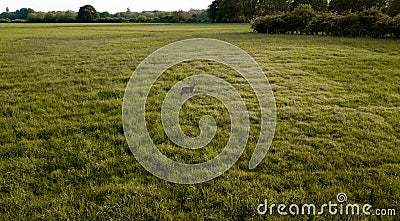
[251, 6, 399, 38]
[0, 18, 11, 23]
[393, 15, 400, 37]
[291, 4, 317, 33]
[11, 19, 26, 23]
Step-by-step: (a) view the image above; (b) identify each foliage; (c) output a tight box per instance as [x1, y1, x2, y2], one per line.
[252, 5, 400, 37]
[291, 4, 317, 33]
[393, 14, 400, 36]
[208, 0, 399, 23]
[208, 0, 294, 22]
[291, 0, 328, 12]
[208, 0, 246, 22]
[0, 8, 35, 20]
[0, 18, 11, 23]
[28, 11, 77, 23]
[1, 7, 208, 23]
[2, 0, 399, 24]
[77, 5, 99, 22]
[329, 0, 387, 14]
[386, 0, 400, 17]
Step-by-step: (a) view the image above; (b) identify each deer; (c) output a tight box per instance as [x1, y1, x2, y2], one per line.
[180, 81, 197, 96]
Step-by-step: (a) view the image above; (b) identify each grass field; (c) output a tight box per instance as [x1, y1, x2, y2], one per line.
[0, 23, 399, 220]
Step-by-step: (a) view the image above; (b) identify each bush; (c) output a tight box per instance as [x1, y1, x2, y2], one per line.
[11, 19, 27, 23]
[0, 18, 11, 23]
[291, 4, 316, 33]
[332, 13, 363, 37]
[251, 16, 272, 34]
[252, 5, 399, 38]
[393, 15, 400, 37]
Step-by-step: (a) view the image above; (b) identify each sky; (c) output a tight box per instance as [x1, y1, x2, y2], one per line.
[1, 0, 213, 13]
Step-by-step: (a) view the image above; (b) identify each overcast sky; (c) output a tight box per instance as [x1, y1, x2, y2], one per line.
[1, 0, 213, 13]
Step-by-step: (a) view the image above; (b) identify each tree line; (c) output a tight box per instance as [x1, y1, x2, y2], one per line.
[1, 1, 399, 38]
[251, 5, 400, 37]
[207, 0, 400, 22]
[0, 5, 208, 23]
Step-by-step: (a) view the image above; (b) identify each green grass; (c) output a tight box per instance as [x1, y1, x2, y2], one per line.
[0, 23, 399, 220]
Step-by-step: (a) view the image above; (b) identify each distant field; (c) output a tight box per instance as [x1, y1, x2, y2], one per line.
[0, 23, 399, 220]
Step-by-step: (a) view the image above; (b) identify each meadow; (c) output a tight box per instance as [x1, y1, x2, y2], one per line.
[0, 23, 399, 220]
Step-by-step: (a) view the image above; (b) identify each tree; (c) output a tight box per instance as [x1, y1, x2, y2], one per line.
[28, 12, 45, 22]
[208, 0, 222, 22]
[172, 10, 185, 22]
[329, 0, 387, 14]
[15, 8, 34, 20]
[207, 0, 245, 22]
[61, 10, 77, 22]
[137, 15, 147, 22]
[329, 0, 354, 13]
[77, 5, 99, 22]
[290, 4, 316, 33]
[99, 11, 111, 18]
[393, 14, 400, 36]
[43, 12, 56, 22]
[6, 7, 9, 13]
[241, 0, 259, 20]
[292, 0, 328, 12]
[386, 0, 400, 17]
[259, 0, 292, 15]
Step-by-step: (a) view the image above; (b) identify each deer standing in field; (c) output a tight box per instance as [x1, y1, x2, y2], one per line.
[180, 81, 197, 96]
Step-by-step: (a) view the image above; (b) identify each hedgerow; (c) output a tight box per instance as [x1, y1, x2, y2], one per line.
[252, 5, 400, 38]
